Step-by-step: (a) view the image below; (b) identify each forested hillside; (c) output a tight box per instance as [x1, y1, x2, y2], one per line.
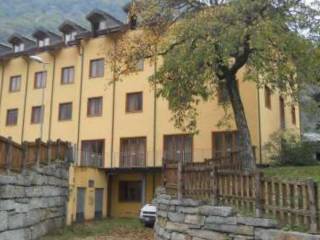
[0, 0, 128, 42]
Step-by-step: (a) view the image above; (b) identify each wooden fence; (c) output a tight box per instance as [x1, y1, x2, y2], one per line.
[163, 159, 320, 233]
[0, 136, 71, 172]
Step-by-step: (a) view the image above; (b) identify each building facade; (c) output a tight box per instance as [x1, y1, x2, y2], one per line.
[0, 8, 300, 224]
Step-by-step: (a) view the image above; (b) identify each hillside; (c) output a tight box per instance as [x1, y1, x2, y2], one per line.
[0, 0, 128, 42]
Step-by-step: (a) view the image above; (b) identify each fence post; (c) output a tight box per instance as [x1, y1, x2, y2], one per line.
[255, 171, 263, 218]
[177, 159, 183, 200]
[35, 138, 41, 169]
[211, 166, 219, 205]
[307, 180, 318, 233]
[57, 139, 61, 160]
[21, 142, 27, 171]
[5, 137, 13, 174]
[47, 140, 52, 165]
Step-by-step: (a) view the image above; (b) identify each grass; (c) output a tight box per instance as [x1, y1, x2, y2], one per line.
[43, 218, 150, 240]
[262, 165, 320, 183]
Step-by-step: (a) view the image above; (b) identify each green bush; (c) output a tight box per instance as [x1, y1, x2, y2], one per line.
[264, 130, 318, 166]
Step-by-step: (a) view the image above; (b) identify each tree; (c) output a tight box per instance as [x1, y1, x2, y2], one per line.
[112, 0, 320, 171]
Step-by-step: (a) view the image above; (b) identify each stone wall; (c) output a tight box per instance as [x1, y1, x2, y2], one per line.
[154, 189, 320, 240]
[0, 163, 69, 240]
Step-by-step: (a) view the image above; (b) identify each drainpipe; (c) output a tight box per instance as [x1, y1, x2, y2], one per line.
[21, 60, 30, 143]
[0, 61, 6, 135]
[153, 44, 158, 168]
[76, 44, 85, 162]
[257, 86, 263, 165]
[110, 38, 117, 168]
[48, 55, 56, 140]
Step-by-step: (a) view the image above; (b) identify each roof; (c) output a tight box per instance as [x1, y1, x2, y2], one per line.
[0, 44, 11, 54]
[58, 20, 87, 33]
[8, 33, 35, 45]
[86, 9, 124, 26]
[32, 27, 62, 44]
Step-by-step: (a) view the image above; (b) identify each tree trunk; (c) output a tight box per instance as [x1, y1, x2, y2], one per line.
[225, 73, 256, 171]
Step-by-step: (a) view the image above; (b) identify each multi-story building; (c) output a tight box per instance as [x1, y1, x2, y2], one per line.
[0, 8, 300, 224]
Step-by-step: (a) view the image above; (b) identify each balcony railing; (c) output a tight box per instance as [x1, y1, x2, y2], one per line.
[79, 151, 104, 168]
[119, 152, 146, 168]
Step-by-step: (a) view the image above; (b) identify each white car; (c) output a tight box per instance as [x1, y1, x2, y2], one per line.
[139, 204, 157, 227]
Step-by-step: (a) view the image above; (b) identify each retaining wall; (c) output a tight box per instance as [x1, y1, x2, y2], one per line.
[0, 163, 69, 240]
[154, 188, 320, 240]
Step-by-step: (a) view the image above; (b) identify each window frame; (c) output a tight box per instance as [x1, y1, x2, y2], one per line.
[118, 180, 143, 203]
[212, 131, 239, 159]
[264, 86, 272, 109]
[279, 96, 286, 129]
[291, 105, 297, 125]
[163, 134, 193, 163]
[61, 66, 75, 85]
[89, 58, 105, 78]
[126, 92, 143, 113]
[34, 71, 47, 89]
[9, 75, 21, 92]
[6, 108, 18, 126]
[58, 102, 73, 121]
[120, 137, 147, 167]
[87, 97, 103, 117]
[31, 105, 44, 124]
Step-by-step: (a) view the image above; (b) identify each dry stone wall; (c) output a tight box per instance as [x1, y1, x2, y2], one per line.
[154, 188, 320, 240]
[0, 163, 69, 240]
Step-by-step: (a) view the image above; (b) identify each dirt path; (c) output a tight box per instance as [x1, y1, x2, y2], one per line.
[75, 228, 154, 240]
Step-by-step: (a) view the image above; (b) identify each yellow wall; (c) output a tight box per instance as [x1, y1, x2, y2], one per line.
[0, 29, 300, 224]
[67, 167, 108, 225]
[109, 172, 161, 218]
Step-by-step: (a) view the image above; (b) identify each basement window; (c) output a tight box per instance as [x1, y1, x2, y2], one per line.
[119, 181, 142, 202]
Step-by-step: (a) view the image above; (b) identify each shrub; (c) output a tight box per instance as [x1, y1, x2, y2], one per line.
[264, 130, 318, 166]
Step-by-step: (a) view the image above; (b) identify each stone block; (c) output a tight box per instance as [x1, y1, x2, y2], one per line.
[185, 215, 204, 226]
[205, 223, 254, 236]
[188, 229, 227, 240]
[0, 229, 26, 240]
[0, 211, 8, 232]
[171, 232, 187, 240]
[255, 228, 320, 240]
[168, 212, 185, 223]
[177, 207, 199, 214]
[8, 213, 26, 229]
[237, 216, 277, 228]
[166, 222, 189, 233]
[199, 206, 235, 217]
[205, 216, 237, 225]
[0, 185, 25, 199]
[158, 210, 168, 218]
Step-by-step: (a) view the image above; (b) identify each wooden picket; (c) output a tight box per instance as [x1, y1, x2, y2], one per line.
[163, 160, 320, 233]
[0, 136, 71, 172]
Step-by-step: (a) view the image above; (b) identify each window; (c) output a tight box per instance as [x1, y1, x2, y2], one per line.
[212, 131, 239, 159]
[291, 105, 296, 125]
[38, 38, 50, 47]
[119, 181, 142, 202]
[59, 102, 72, 121]
[13, 43, 24, 53]
[126, 92, 143, 113]
[64, 32, 77, 44]
[87, 97, 103, 117]
[135, 58, 144, 71]
[9, 75, 21, 92]
[61, 66, 75, 84]
[6, 109, 18, 126]
[34, 71, 47, 89]
[90, 59, 104, 78]
[280, 97, 286, 129]
[265, 86, 272, 109]
[31, 106, 44, 124]
[99, 21, 108, 30]
[120, 137, 146, 167]
[217, 82, 229, 104]
[163, 135, 193, 163]
[81, 140, 104, 167]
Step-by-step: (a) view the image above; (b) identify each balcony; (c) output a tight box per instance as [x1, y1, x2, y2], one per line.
[119, 152, 146, 168]
[78, 151, 104, 168]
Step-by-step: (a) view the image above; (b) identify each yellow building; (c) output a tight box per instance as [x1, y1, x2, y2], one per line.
[0, 8, 300, 225]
